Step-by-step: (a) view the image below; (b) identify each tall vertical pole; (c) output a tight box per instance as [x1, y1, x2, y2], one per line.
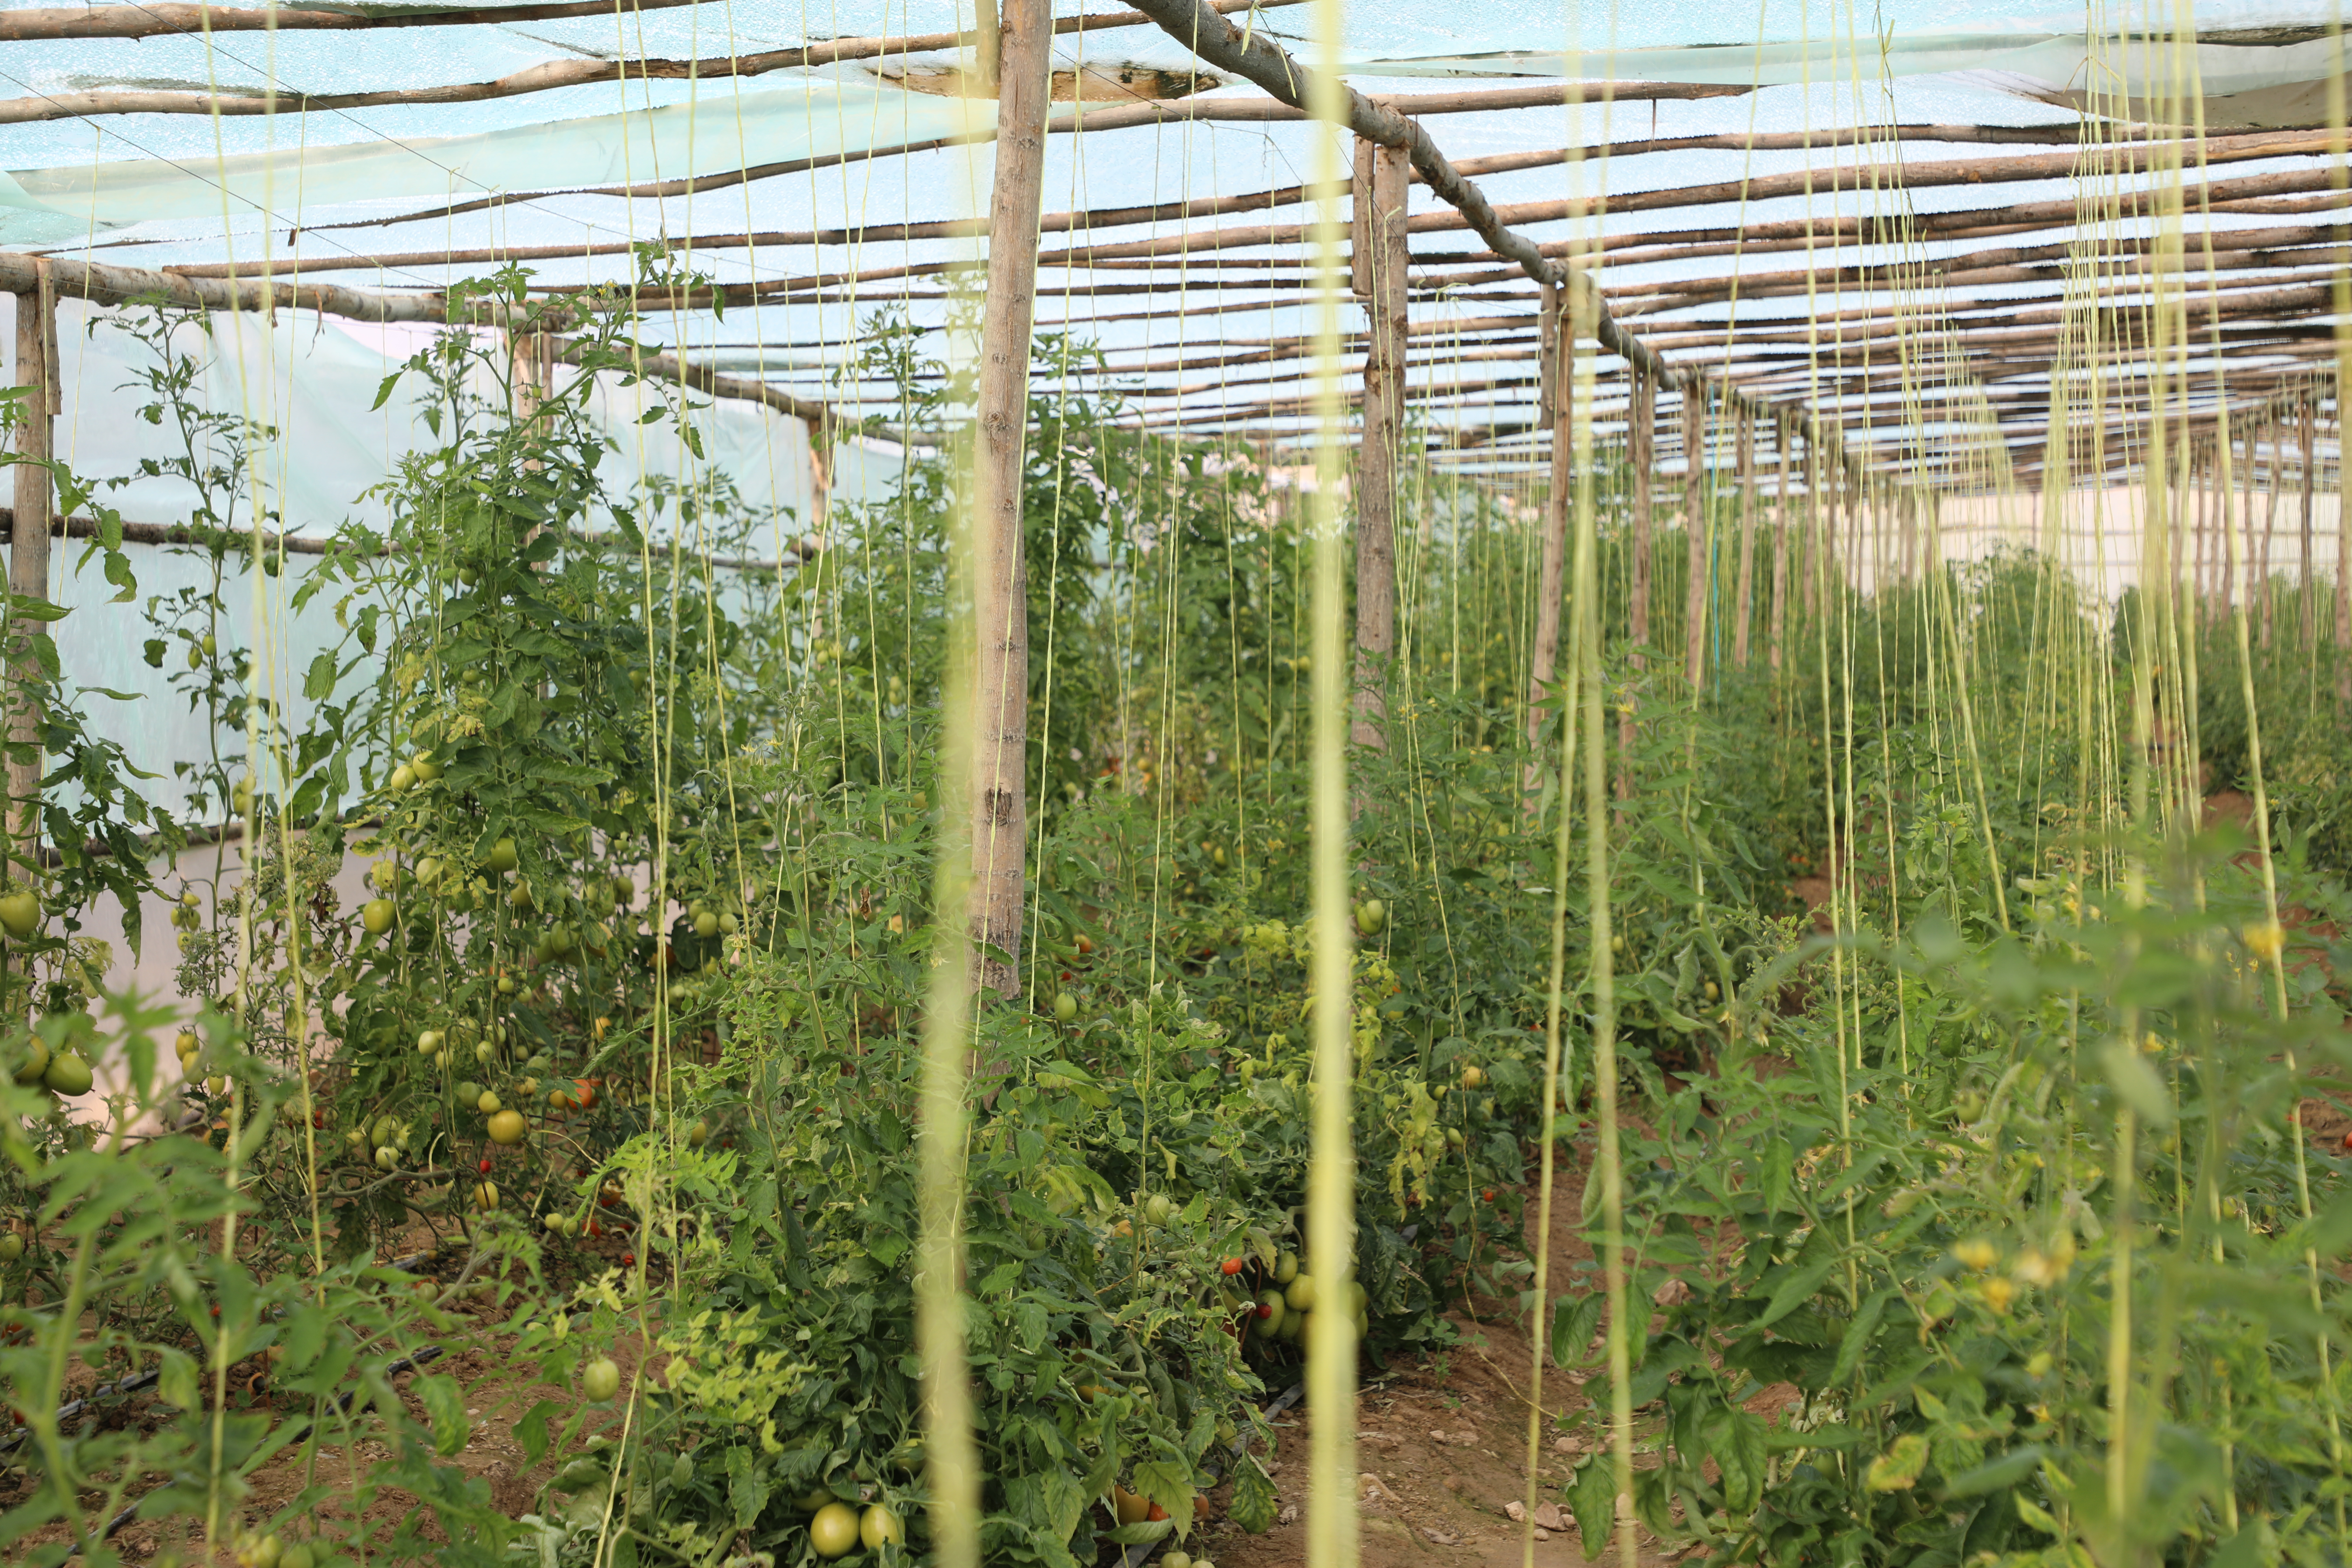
[2260, 416, 2281, 650]
[1524, 282, 1572, 781]
[1682, 385, 1708, 687]
[8, 269, 54, 864]
[1768, 421, 1791, 674]
[1629, 369, 1654, 665]
[2301, 397, 2318, 651]
[966, 0, 1052, 1001]
[2337, 407, 2351, 702]
[1351, 139, 1406, 752]
[1732, 409, 1757, 668]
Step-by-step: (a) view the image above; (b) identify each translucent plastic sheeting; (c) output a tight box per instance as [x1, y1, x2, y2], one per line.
[29, 298, 825, 536]
[13, 292, 855, 814]
[1364, 23, 2352, 126]
[0, 67, 981, 244]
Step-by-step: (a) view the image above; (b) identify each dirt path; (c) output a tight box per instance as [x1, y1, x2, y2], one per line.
[1196, 1138, 1686, 1568]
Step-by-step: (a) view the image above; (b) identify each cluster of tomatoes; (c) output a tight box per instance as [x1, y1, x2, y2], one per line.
[1216, 1250, 1370, 1356]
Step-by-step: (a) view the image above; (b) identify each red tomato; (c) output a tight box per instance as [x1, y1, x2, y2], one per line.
[1221, 1258, 1244, 1276]
[1483, 1188, 1498, 1203]
[623, 1253, 636, 1267]
[1256, 1303, 1274, 1320]
[1147, 1503, 1169, 1522]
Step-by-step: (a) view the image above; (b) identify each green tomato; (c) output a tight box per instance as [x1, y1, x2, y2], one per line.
[361, 899, 397, 935]
[581, 1356, 622, 1402]
[0, 891, 41, 941]
[809, 1502, 861, 1559]
[486, 838, 519, 875]
[43, 1052, 93, 1097]
[860, 1505, 903, 1550]
[1053, 992, 1079, 1024]
[693, 910, 720, 939]
[0, 1234, 25, 1263]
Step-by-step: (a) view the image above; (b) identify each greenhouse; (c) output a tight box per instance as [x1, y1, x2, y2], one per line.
[0, 0, 2347, 1564]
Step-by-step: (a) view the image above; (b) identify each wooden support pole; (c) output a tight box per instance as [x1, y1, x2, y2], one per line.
[1629, 370, 1654, 665]
[2259, 416, 2280, 649]
[966, 0, 1052, 1001]
[8, 269, 53, 863]
[2193, 444, 2211, 623]
[1682, 386, 1708, 687]
[1350, 137, 1374, 300]
[1351, 139, 1407, 753]
[1768, 423, 1791, 674]
[1731, 410, 1756, 668]
[1800, 435, 1820, 623]
[2338, 408, 2352, 701]
[1524, 281, 1571, 780]
[2229, 427, 2249, 618]
[2300, 397, 2317, 650]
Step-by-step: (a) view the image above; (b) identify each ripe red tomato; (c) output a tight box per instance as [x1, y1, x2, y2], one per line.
[623, 1253, 636, 1267]
[1256, 1303, 1274, 1320]
[1482, 1188, 1498, 1203]
[1221, 1258, 1244, 1276]
[478, 1157, 493, 1173]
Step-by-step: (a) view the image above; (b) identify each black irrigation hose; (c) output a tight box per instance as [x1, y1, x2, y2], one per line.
[0, 1245, 434, 1459]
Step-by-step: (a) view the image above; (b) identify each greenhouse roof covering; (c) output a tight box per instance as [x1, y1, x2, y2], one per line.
[1, 0, 2348, 493]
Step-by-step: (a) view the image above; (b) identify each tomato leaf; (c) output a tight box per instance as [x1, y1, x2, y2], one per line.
[411, 1372, 470, 1457]
[513, 1399, 559, 1468]
[1228, 1453, 1278, 1534]
[1132, 1458, 1194, 1538]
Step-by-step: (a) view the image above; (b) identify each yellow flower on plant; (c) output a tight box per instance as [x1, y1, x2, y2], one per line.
[1980, 1277, 2017, 1314]
[2243, 921, 2286, 963]
[2013, 1246, 2067, 1286]
[1952, 1238, 1998, 1272]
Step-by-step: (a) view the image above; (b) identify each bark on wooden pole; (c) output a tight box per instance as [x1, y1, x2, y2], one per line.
[2183, 444, 2201, 621]
[2300, 397, 2317, 649]
[1629, 370, 1654, 665]
[1351, 139, 1407, 752]
[8, 268, 53, 863]
[2338, 408, 2352, 702]
[1524, 281, 1571, 782]
[967, 0, 1053, 1000]
[1682, 385, 1708, 687]
[1800, 435, 1820, 624]
[1731, 409, 1756, 668]
[2259, 416, 2280, 649]
[1768, 424, 1791, 674]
